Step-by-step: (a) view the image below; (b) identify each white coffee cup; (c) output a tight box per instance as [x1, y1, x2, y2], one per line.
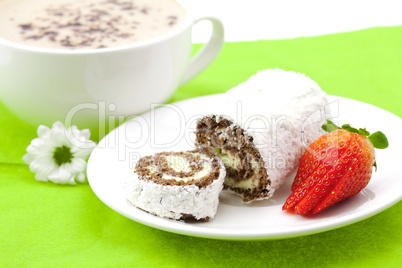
[0, 0, 224, 139]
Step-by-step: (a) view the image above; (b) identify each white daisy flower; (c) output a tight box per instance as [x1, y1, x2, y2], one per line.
[22, 121, 97, 185]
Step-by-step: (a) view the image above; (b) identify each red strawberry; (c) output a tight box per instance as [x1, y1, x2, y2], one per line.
[282, 120, 388, 216]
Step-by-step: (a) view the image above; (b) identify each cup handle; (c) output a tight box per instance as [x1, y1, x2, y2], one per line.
[179, 17, 224, 86]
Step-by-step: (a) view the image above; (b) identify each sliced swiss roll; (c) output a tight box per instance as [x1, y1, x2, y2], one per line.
[195, 69, 331, 203]
[125, 149, 226, 221]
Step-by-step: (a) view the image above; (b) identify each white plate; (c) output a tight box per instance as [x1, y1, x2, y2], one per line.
[87, 94, 402, 240]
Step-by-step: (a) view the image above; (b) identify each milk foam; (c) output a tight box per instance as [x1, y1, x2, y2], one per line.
[0, 0, 185, 49]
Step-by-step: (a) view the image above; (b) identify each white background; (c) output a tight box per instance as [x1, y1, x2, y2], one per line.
[184, 0, 402, 43]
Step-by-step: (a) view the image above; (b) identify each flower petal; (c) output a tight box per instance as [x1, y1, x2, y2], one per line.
[64, 158, 87, 173]
[29, 154, 57, 174]
[48, 166, 74, 184]
[71, 146, 95, 159]
[76, 172, 86, 183]
[37, 125, 50, 138]
[49, 128, 68, 148]
[26, 138, 47, 155]
[35, 172, 49, 182]
[52, 121, 66, 132]
[22, 153, 35, 165]
[80, 129, 91, 140]
[66, 126, 95, 149]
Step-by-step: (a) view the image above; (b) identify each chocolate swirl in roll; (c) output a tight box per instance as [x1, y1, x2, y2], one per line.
[125, 149, 226, 221]
[196, 116, 271, 202]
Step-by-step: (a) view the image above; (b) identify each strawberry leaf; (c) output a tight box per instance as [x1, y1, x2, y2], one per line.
[358, 128, 370, 136]
[322, 120, 340, 133]
[341, 124, 358, 133]
[321, 121, 389, 150]
[368, 131, 389, 149]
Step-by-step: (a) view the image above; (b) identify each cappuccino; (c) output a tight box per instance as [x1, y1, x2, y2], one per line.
[0, 0, 185, 49]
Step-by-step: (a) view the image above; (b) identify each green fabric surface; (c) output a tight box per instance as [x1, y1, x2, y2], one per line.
[1, 26, 402, 267]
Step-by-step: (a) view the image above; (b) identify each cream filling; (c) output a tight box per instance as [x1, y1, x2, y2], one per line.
[225, 175, 258, 189]
[214, 148, 240, 169]
[149, 153, 213, 183]
[212, 148, 261, 189]
[225, 161, 261, 189]
[166, 154, 192, 173]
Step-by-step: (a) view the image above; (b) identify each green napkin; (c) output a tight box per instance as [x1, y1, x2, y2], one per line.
[1, 26, 401, 267]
